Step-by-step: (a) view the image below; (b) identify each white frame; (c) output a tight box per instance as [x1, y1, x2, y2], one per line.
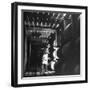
[18, 5, 85, 84]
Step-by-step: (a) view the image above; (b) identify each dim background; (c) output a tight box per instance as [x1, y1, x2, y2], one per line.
[0, 0, 89, 89]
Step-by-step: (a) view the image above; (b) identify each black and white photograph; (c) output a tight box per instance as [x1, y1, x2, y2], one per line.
[22, 11, 80, 77]
[11, 2, 87, 87]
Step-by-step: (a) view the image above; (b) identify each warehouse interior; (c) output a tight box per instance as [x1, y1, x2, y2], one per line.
[22, 11, 80, 77]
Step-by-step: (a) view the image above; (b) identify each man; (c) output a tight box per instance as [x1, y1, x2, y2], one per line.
[42, 44, 50, 74]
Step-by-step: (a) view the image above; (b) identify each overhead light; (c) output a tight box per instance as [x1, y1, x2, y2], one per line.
[40, 22, 43, 27]
[52, 13, 55, 16]
[36, 22, 39, 26]
[56, 13, 61, 19]
[52, 23, 56, 28]
[65, 23, 72, 30]
[56, 24, 59, 28]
